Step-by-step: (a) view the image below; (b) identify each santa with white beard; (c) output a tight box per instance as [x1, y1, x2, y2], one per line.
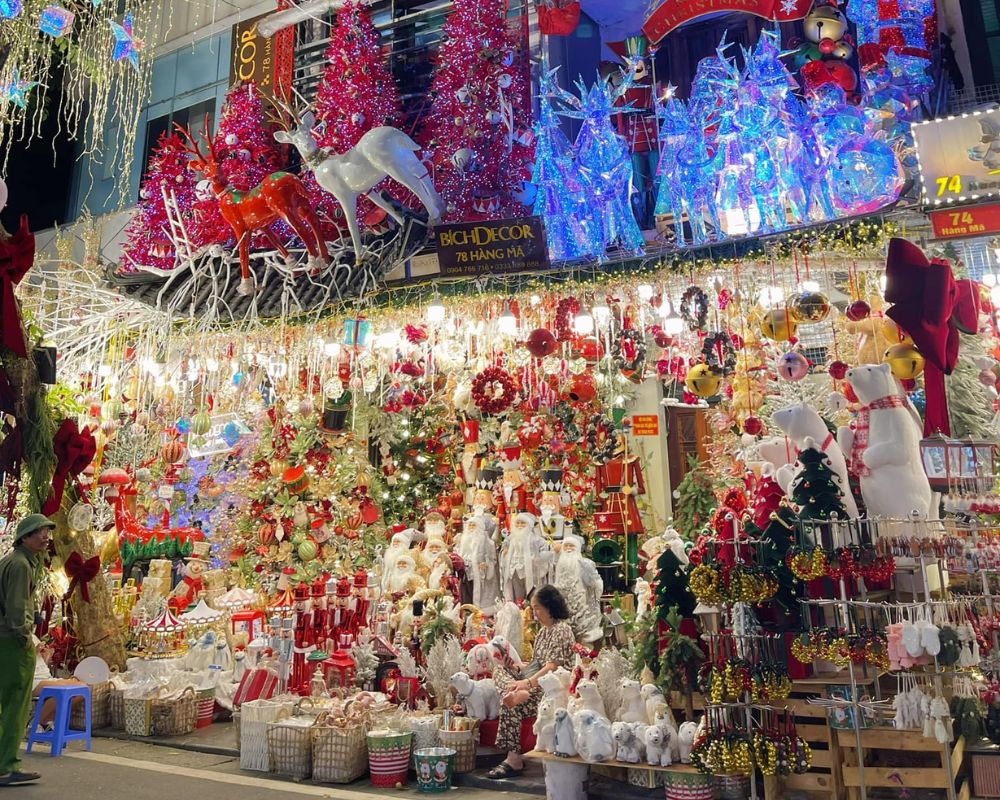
[456, 514, 501, 612]
[554, 534, 604, 643]
[380, 528, 416, 592]
[388, 554, 426, 596]
[499, 512, 554, 603]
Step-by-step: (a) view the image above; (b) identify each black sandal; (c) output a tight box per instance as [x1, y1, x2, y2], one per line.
[487, 762, 523, 779]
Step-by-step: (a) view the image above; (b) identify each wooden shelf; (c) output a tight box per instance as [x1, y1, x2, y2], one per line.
[522, 749, 700, 774]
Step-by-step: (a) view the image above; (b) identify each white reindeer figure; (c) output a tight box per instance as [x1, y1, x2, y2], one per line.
[274, 108, 444, 264]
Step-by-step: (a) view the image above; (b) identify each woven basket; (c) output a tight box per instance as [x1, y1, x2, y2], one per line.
[312, 713, 368, 784]
[437, 727, 475, 773]
[151, 688, 198, 737]
[239, 698, 295, 772]
[233, 711, 241, 751]
[663, 771, 714, 800]
[368, 730, 413, 788]
[72, 681, 111, 730]
[109, 687, 125, 730]
[267, 708, 314, 780]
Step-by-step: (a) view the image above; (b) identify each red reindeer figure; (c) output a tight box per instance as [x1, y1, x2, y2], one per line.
[177, 118, 329, 296]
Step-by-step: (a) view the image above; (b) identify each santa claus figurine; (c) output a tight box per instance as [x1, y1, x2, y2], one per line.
[388, 554, 427, 597]
[456, 514, 501, 612]
[500, 512, 554, 603]
[418, 534, 450, 579]
[379, 527, 415, 592]
[554, 535, 604, 643]
[495, 446, 538, 534]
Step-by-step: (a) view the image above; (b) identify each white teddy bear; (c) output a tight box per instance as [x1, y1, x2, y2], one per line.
[644, 724, 670, 766]
[449, 672, 500, 720]
[569, 679, 607, 718]
[618, 679, 647, 723]
[612, 720, 645, 763]
[678, 720, 700, 763]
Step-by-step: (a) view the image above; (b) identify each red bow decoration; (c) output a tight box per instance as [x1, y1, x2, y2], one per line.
[0, 215, 36, 359]
[884, 238, 980, 435]
[63, 551, 101, 603]
[43, 419, 97, 515]
[536, 0, 580, 35]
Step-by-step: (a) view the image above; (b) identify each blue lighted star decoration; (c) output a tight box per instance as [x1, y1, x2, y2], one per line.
[109, 12, 144, 71]
[0, 69, 39, 109]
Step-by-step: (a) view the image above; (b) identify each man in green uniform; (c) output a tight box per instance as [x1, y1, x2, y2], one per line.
[0, 513, 54, 786]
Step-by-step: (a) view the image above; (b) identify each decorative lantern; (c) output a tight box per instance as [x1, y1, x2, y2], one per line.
[323, 646, 357, 691]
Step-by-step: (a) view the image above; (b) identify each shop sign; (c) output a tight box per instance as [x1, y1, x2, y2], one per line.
[229, 13, 293, 102]
[643, 0, 812, 44]
[632, 414, 660, 436]
[436, 216, 550, 276]
[912, 107, 1000, 205]
[929, 202, 1000, 239]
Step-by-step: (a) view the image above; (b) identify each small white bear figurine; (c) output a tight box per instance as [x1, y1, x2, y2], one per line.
[678, 720, 699, 763]
[574, 710, 615, 763]
[569, 679, 607, 718]
[839, 364, 933, 520]
[641, 684, 670, 726]
[449, 672, 500, 720]
[612, 721, 644, 763]
[644, 724, 669, 766]
[535, 697, 557, 752]
[538, 669, 572, 710]
[618, 679, 647, 724]
[554, 708, 578, 758]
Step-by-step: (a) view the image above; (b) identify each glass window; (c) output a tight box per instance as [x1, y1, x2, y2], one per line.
[138, 99, 215, 189]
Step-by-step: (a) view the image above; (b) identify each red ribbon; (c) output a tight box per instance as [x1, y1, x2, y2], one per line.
[0, 215, 35, 358]
[64, 551, 101, 603]
[43, 419, 97, 515]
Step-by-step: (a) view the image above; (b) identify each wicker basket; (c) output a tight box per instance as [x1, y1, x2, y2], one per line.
[312, 713, 369, 784]
[437, 727, 475, 773]
[151, 688, 198, 737]
[239, 698, 295, 772]
[71, 681, 110, 730]
[367, 730, 413, 788]
[233, 711, 241, 751]
[267, 708, 315, 780]
[109, 687, 125, 730]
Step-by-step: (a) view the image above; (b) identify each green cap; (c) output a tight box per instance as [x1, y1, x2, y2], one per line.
[15, 513, 55, 543]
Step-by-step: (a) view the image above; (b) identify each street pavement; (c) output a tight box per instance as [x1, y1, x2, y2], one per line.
[10, 738, 539, 799]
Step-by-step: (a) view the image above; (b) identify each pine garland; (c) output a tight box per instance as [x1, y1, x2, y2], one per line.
[671, 455, 717, 540]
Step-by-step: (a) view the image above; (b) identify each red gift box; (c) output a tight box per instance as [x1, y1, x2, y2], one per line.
[233, 666, 278, 709]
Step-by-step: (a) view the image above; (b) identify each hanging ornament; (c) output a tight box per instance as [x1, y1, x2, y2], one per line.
[790, 291, 831, 323]
[701, 332, 737, 376]
[566, 371, 597, 403]
[777, 352, 810, 381]
[554, 297, 581, 341]
[224, 133, 238, 146]
[761, 309, 798, 342]
[743, 416, 764, 436]
[845, 300, 871, 321]
[679, 286, 709, 330]
[497, 73, 513, 88]
[471, 366, 518, 414]
[883, 343, 925, 380]
[685, 364, 722, 398]
[297, 539, 318, 562]
[612, 329, 646, 378]
[486, 110, 503, 124]
[828, 360, 849, 380]
[451, 147, 475, 170]
[191, 410, 212, 436]
[455, 86, 471, 103]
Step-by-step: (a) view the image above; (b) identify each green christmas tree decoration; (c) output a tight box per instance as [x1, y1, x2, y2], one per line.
[750, 503, 801, 627]
[948, 330, 1000, 439]
[654, 543, 696, 620]
[671, 455, 717, 540]
[789, 444, 848, 522]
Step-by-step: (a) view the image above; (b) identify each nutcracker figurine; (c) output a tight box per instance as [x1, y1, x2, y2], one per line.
[308, 575, 330, 652]
[331, 576, 354, 644]
[471, 466, 501, 533]
[537, 466, 569, 541]
[459, 419, 482, 501]
[291, 583, 314, 693]
[351, 569, 373, 636]
[606, 35, 659, 230]
[593, 434, 646, 584]
[495, 445, 538, 533]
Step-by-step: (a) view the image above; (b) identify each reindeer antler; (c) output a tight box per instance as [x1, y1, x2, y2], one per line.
[174, 114, 217, 170]
[266, 92, 301, 131]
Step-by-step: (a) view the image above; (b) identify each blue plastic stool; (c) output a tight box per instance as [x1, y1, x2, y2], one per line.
[26, 684, 92, 756]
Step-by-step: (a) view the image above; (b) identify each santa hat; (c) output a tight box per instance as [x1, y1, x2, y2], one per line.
[540, 466, 564, 493]
[498, 445, 522, 471]
[475, 466, 502, 490]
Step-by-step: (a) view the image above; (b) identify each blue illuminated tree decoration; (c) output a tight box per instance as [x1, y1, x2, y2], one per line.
[0, 0, 23, 19]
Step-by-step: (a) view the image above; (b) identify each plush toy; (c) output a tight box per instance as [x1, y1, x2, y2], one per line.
[612, 721, 645, 763]
[538, 669, 572, 709]
[465, 643, 493, 679]
[168, 541, 210, 613]
[569, 679, 608, 718]
[574, 710, 615, 763]
[634, 578, 652, 620]
[535, 697, 558, 752]
[618, 679, 647, 723]
[554, 708, 578, 757]
[678, 720, 699, 763]
[641, 684, 670, 726]
[449, 672, 500, 720]
[644, 724, 670, 766]
[757, 436, 795, 494]
[794, 0, 856, 95]
[839, 364, 933, 519]
[489, 635, 524, 669]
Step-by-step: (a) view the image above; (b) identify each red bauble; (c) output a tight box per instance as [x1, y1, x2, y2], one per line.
[566, 372, 597, 403]
[845, 300, 871, 321]
[801, 59, 857, 93]
[829, 360, 849, 380]
[525, 328, 558, 358]
[653, 330, 673, 348]
[743, 416, 764, 436]
[575, 336, 604, 362]
[818, 38, 837, 54]
[656, 359, 672, 376]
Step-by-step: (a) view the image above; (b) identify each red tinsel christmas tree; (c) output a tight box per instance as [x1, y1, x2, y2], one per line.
[120, 132, 199, 274]
[306, 0, 403, 237]
[422, 0, 534, 222]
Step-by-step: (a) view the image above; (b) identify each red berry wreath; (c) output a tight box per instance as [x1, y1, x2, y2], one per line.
[555, 297, 581, 342]
[471, 366, 518, 415]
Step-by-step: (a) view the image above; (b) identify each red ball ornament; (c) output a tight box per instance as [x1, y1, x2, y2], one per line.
[656, 359, 672, 376]
[845, 300, 871, 321]
[653, 330, 673, 348]
[900, 378, 917, 391]
[525, 328, 558, 358]
[829, 360, 849, 380]
[818, 37, 837, 54]
[575, 336, 604, 363]
[743, 416, 764, 436]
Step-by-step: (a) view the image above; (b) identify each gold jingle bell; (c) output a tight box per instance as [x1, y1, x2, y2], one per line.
[685, 363, 722, 398]
[790, 291, 831, 323]
[884, 343, 925, 380]
[761, 309, 798, 342]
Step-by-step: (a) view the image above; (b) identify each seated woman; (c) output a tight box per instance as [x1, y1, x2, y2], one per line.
[487, 584, 575, 780]
[32, 640, 85, 730]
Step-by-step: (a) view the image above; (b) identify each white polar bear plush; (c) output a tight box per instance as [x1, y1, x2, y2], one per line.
[641, 684, 671, 726]
[644, 724, 670, 766]
[618, 679, 647, 723]
[839, 364, 933, 520]
[553, 708, 578, 758]
[757, 435, 796, 494]
[574, 710, 615, 763]
[535, 697, 557, 752]
[569, 679, 607, 718]
[773, 402, 859, 518]
[449, 672, 500, 720]
[678, 720, 700, 763]
[538, 669, 572, 709]
[612, 720, 644, 763]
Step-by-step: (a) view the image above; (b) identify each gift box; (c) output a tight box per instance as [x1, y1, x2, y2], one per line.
[146, 560, 172, 596]
[233, 666, 278, 709]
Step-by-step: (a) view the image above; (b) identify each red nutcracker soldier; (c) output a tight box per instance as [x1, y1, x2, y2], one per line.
[606, 35, 659, 230]
[494, 445, 538, 534]
[594, 434, 647, 584]
[459, 419, 482, 503]
[331, 576, 354, 645]
[351, 569, 372, 636]
[291, 583, 314, 694]
[308, 575, 330, 652]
